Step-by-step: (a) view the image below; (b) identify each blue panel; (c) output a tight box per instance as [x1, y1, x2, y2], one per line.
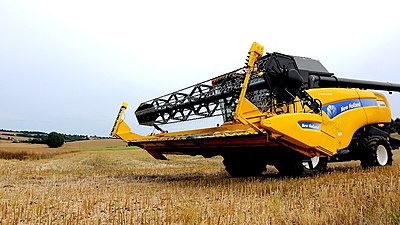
[298, 122, 321, 130]
[321, 98, 377, 119]
[360, 98, 378, 107]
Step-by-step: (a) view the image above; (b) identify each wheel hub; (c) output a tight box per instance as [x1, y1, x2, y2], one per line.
[303, 156, 320, 169]
[376, 144, 388, 166]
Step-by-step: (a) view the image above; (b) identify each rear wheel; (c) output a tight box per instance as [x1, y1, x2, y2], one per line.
[360, 136, 393, 169]
[223, 155, 266, 177]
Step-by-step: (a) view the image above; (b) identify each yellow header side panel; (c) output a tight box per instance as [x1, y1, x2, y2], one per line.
[261, 113, 337, 156]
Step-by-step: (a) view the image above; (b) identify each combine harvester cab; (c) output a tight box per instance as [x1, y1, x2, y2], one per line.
[111, 42, 400, 177]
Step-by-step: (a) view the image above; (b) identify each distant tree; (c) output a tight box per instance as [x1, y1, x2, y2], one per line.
[390, 118, 400, 134]
[46, 132, 64, 148]
[31, 138, 46, 144]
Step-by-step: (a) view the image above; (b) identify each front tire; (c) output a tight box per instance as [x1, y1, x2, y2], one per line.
[360, 136, 393, 169]
[275, 156, 328, 177]
[223, 155, 266, 177]
[302, 156, 328, 172]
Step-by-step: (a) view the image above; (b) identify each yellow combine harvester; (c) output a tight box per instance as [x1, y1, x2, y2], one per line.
[111, 42, 400, 177]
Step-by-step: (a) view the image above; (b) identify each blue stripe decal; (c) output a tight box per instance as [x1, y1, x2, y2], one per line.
[360, 98, 378, 107]
[321, 98, 377, 119]
[298, 122, 321, 130]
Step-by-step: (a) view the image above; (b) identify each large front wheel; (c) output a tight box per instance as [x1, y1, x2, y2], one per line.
[223, 155, 266, 177]
[275, 156, 328, 177]
[302, 156, 328, 172]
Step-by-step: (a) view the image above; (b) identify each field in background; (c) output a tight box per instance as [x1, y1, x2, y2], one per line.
[1, 140, 400, 224]
[0, 139, 126, 160]
[63, 139, 127, 149]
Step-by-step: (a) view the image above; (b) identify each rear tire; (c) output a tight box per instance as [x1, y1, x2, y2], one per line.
[223, 155, 266, 177]
[360, 136, 393, 169]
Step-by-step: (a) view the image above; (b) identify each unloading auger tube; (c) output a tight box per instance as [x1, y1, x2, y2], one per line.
[111, 42, 400, 177]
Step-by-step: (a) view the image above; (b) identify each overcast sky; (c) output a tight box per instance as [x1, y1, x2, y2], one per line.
[1, 1, 400, 136]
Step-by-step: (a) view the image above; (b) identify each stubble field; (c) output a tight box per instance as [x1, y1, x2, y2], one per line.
[1, 140, 400, 224]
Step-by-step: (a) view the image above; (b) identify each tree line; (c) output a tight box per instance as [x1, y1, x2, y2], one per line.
[391, 118, 400, 134]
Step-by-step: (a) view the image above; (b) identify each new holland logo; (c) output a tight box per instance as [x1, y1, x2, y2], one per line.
[326, 105, 337, 119]
[322, 98, 377, 119]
